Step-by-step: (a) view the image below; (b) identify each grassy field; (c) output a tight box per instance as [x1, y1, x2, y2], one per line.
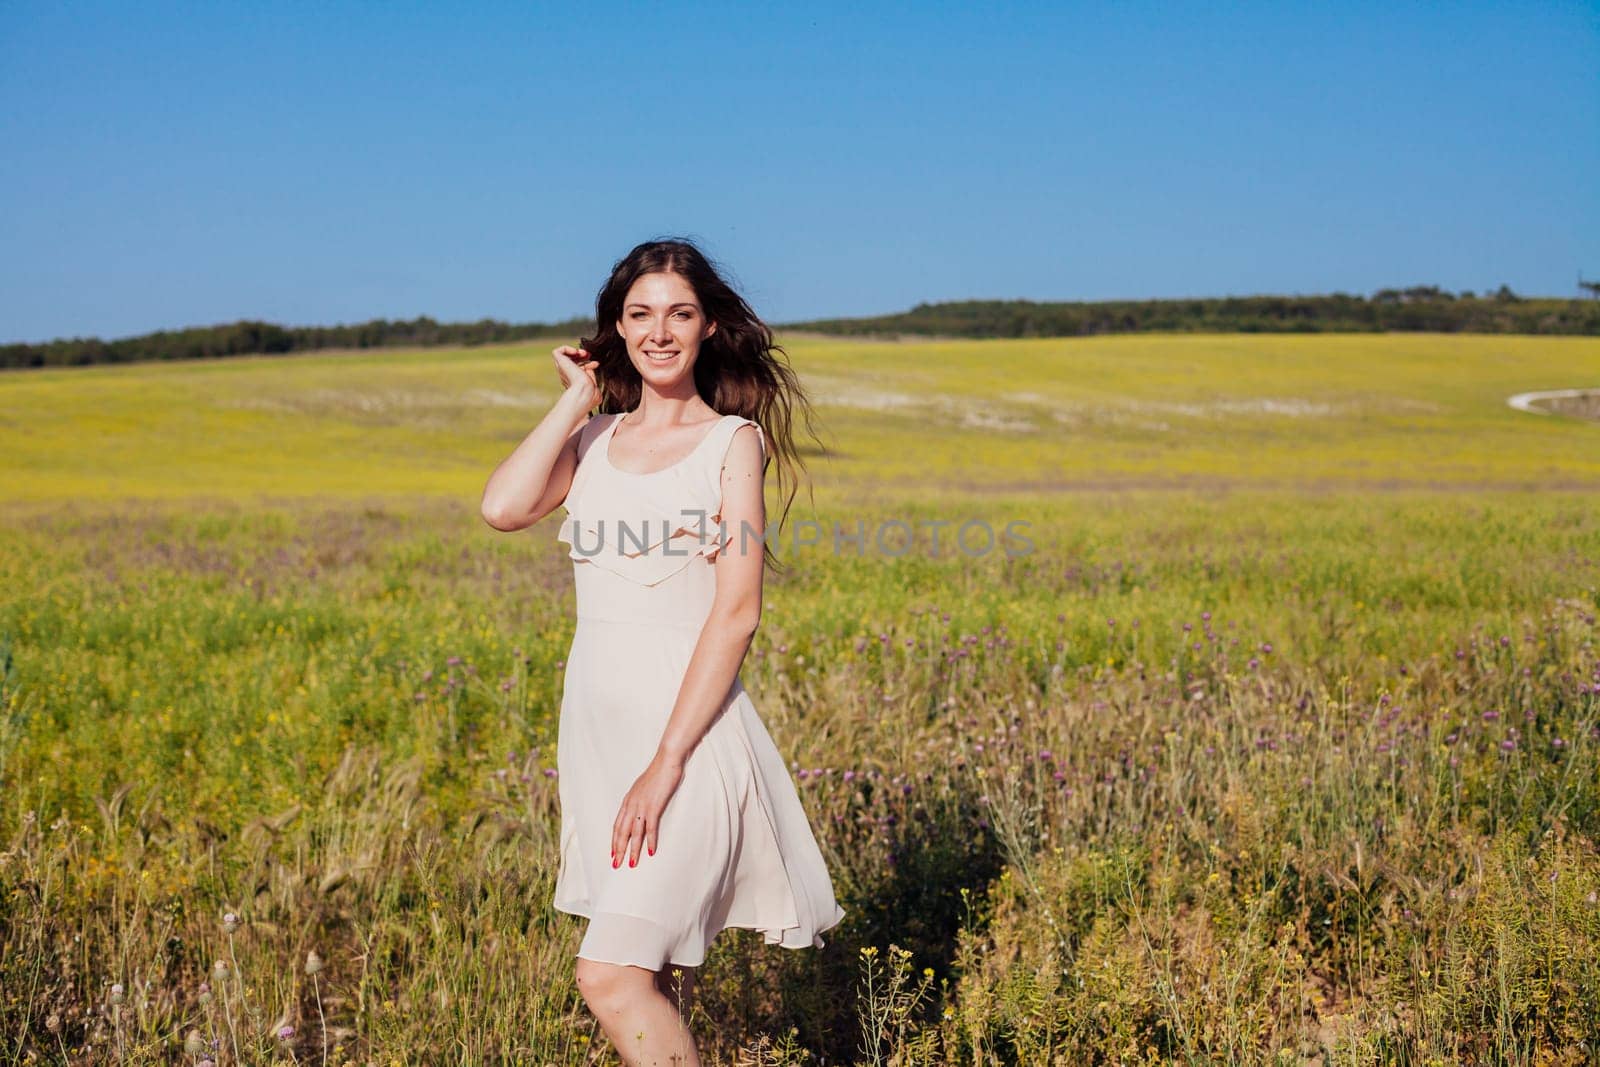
[2, 333, 1598, 1064]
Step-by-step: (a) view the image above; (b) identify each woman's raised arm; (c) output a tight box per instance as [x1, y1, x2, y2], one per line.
[479, 345, 598, 532]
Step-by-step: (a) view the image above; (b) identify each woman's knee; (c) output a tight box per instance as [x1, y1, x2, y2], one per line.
[572, 959, 633, 1011]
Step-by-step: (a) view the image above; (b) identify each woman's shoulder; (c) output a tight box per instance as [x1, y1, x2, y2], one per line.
[575, 411, 621, 460]
[706, 412, 766, 463]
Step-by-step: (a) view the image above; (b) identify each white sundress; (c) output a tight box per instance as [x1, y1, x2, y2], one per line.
[550, 409, 846, 969]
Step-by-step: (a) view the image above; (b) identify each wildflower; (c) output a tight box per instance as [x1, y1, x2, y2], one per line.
[1261, 642, 1273, 654]
[110, 983, 125, 1005]
[446, 655, 462, 666]
[222, 912, 240, 934]
[211, 959, 230, 982]
[1482, 710, 1499, 722]
[305, 949, 324, 975]
[197, 981, 212, 1005]
[186, 1031, 207, 1055]
[277, 1025, 295, 1042]
[1500, 739, 1516, 752]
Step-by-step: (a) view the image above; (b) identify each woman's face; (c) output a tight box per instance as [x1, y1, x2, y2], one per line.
[616, 270, 717, 388]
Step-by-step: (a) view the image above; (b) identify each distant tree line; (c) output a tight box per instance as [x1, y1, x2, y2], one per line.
[0, 315, 596, 370]
[5, 285, 1598, 370]
[786, 286, 1600, 339]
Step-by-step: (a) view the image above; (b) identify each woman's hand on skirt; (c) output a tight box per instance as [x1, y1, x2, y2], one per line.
[611, 752, 685, 869]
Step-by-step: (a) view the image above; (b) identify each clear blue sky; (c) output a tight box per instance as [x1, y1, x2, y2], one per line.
[2, 1, 1596, 343]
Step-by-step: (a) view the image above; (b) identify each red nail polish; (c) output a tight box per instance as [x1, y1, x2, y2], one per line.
[648, 846, 655, 856]
[612, 856, 620, 868]
[629, 856, 637, 867]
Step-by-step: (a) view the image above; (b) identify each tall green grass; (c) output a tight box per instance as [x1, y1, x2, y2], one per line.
[2, 333, 1598, 1063]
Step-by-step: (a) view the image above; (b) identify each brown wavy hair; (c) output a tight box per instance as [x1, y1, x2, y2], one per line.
[580, 237, 820, 570]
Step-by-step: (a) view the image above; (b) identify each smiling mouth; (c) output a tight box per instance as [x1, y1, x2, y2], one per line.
[644, 351, 679, 361]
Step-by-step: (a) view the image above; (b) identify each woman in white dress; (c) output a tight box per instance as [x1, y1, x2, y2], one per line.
[481, 238, 844, 1064]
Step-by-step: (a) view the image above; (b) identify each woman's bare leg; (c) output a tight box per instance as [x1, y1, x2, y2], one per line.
[574, 957, 701, 1066]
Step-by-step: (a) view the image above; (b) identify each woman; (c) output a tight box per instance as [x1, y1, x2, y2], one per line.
[480, 238, 845, 1063]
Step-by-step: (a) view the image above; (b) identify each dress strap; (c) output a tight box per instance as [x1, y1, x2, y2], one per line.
[704, 414, 766, 470]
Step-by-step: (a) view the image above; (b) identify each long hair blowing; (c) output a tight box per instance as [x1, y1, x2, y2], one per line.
[580, 237, 821, 570]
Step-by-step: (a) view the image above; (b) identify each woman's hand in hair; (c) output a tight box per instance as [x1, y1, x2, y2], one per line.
[552, 345, 598, 408]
